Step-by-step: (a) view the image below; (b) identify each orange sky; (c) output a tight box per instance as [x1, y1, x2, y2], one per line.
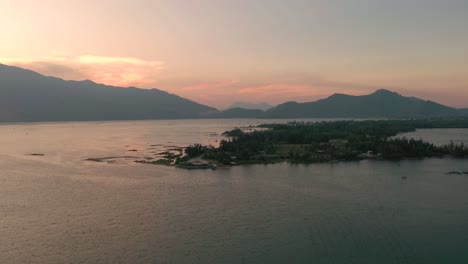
[1, 0, 467, 108]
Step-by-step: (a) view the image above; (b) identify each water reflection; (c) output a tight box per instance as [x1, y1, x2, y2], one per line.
[1, 120, 467, 263]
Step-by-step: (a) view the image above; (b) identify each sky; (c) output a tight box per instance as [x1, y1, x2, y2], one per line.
[1, 0, 467, 109]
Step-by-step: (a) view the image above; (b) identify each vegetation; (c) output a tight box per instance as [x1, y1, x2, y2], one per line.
[0, 64, 217, 122]
[261, 89, 464, 118]
[181, 118, 468, 166]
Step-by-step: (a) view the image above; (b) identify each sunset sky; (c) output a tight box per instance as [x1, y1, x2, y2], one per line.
[1, 0, 467, 109]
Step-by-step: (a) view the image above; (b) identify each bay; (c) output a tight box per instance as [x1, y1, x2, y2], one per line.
[1, 120, 467, 264]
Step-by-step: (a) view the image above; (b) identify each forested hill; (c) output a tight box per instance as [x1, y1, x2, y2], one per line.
[1, 64, 466, 121]
[263, 89, 463, 118]
[0, 64, 218, 122]
[226, 102, 272, 111]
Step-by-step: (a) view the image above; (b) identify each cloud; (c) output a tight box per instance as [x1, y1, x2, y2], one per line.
[0, 54, 164, 87]
[176, 80, 240, 92]
[238, 83, 312, 96]
[5, 54, 464, 108]
[76, 55, 160, 66]
[160, 76, 384, 109]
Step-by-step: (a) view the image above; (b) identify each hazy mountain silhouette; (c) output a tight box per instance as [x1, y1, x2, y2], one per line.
[207, 108, 265, 118]
[0, 64, 217, 122]
[226, 102, 273, 111]
[263, 89, 463, 118]
[1, 64, 465, 122]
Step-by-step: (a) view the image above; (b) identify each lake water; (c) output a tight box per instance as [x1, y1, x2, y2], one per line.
[398, 128, 468, 146]
[1, 120, 468, 264]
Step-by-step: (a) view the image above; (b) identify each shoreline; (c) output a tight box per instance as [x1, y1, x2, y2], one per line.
[136, 119, 468, 169]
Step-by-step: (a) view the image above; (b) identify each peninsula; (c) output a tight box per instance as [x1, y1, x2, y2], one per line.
[137, 118, 468, 169]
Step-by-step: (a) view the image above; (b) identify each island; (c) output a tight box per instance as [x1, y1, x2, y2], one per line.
[136, 118, 468, 169]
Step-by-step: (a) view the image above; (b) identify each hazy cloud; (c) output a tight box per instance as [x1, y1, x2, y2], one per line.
[163, 75, 386, 108]
[2, 55, 467, 109]
[176, 80, 240, 92]
[0, 54, 165, 87]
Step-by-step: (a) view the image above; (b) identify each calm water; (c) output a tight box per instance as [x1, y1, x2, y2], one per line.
[1, 120, 468, 264]
[399, 128, 468, 146]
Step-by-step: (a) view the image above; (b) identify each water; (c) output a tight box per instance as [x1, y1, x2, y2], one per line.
[1, 120, 468, 264]
[398, 128, 468, 146]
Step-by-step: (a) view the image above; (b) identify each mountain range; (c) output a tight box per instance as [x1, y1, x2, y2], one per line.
[262, 89, 463, 118]
[0, 64, 466, 122]
[0, 64, 217, 122]
[226, 102, 273, 111]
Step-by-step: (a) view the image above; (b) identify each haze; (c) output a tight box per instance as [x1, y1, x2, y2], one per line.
[1, 0, 467, 108]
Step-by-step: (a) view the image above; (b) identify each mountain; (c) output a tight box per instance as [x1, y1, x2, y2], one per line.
[209, 108, 265, 118]
[263, 89, 463, 118]
[0, 64, 218, 122]
[1, 64, 464, 121]
[226, 102, 273, 111]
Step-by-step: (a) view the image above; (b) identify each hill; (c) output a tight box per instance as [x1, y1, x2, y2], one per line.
[1, 64, 465, 121]
[207, 108, 265, 119]
[263, 89, 462, 118]
[0, 64, 218, 122]
[226, 102, 273, 111]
